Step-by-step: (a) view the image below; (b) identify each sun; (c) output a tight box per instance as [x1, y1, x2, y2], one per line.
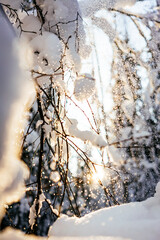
[91, 165, 105, 184]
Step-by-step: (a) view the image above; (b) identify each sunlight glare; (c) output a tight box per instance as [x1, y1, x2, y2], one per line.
[91, 165, 105, 183]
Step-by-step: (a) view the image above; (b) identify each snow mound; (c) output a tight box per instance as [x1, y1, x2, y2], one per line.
[49, 182, 160, 240]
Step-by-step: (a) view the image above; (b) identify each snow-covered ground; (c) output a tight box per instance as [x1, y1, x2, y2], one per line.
[48, 182, 160, 240]
[1, 182, 160, 240]
[0, 228, 129, 240]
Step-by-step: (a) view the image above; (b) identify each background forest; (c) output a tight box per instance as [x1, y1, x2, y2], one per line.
[0, 0, 160, 237]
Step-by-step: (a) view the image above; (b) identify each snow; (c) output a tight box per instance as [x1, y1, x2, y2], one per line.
[0, 5, 31, 216]
[0, 0, 22, 9]
[37, 0, 90, 72]
[121, 100, 134, 123]
[30, 31, 63, 73]
[21, 15, 42, 41]
[114, 0, 136, 8]
[66, 118, 107, 147]
[36, 120, 43, 129]
[50, 161, 56, 171]
[107, 146, 123, 163]
[43, 124, 52, 138]
[50, 171, 60, 183]
[29, 193, 45, 229]
[29, 198, 37, 229]
[49, 181, 160, 240]
[0, 228, 130, 240]
[0, 228, 39, 240]
[74, 74, 95, 101]
[52, 76, 67, 94]
[38, 0, 69, 23]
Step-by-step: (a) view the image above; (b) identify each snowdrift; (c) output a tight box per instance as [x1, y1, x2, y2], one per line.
[49, 182, 160, 240]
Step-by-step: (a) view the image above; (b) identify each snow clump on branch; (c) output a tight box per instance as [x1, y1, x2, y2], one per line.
[74, 74, 96, 101]
[20, 15, 42, 41]
[66, 118, 107, 148]
[30, 31, 63, 73]
[36, 0, 91, 72]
